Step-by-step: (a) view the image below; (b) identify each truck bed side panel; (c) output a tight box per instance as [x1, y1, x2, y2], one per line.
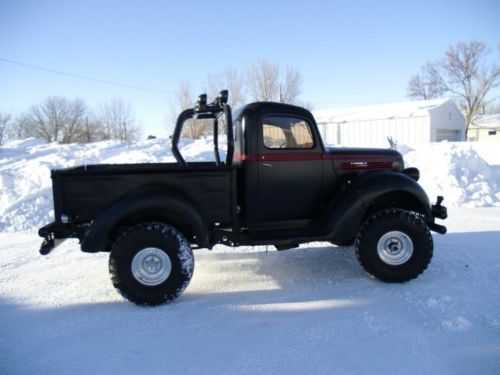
[55, 163, 232, 225]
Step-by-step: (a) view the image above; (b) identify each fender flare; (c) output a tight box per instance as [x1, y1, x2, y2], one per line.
[355, 171, 431, 215]
[81, 187, 208, 253]
[322, 171, 431, 243]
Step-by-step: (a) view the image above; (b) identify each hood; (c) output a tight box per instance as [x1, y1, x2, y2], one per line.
[325, 147, 404, 173]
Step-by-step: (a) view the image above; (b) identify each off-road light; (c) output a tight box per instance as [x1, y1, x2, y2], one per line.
[197, 94, 207, 107]
[218, 90, 228, 104]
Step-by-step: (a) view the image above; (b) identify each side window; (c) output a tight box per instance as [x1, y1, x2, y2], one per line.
[263, 116, 314, 149]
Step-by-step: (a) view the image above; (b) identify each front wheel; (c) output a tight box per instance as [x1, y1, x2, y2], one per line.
[109, 222, 194, 305]
[355, 209, 433, 282]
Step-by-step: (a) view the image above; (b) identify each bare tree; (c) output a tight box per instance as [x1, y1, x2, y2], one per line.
[206, 67, 246, 109]
[168, 81, 211, 139]
[60, 98, 88, 143]
[75, 115, 106, 143]
[280, 66, 303, 104]
[408, 41, 500, 136]
[247, 59, 280, 102]
[407, 62, 444, 100]
[9, 113, 36, 140]
[16, 97, 90, 143]
[169, 80, 193, 137]
[246, 60, 303, 104]
[97, 98, 141, 142]
[168, 80, 193, 128]
[0, 112, 11, 145]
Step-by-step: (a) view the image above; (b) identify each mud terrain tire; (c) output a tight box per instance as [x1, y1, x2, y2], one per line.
[355, 209, 433, 282]
[109, 222, 194, 305]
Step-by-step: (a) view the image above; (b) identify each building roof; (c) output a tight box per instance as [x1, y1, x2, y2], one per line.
[470, 114, 500, 129]
[314, 98, 451, 124]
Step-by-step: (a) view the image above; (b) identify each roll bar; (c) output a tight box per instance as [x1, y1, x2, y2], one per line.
[172, 90, 233, 167]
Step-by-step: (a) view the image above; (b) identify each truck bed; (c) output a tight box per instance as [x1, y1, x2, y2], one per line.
[52, 162, 234, 226]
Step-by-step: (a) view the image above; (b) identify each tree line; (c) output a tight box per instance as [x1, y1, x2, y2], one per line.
[0, 97, 141, 145]
[1, 59, 307, 144]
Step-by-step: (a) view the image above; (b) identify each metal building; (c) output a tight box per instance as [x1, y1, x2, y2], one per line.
[314, 99, 465, 147]
[468, 114, 500, 142]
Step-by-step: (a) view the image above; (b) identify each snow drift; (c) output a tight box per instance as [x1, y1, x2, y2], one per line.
[0, 138, 499, 232]
[398, 142, 500, 208]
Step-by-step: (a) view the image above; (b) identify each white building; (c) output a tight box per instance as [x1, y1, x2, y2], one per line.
[314, 99, 465, 147]
[468, 114, 500, 142]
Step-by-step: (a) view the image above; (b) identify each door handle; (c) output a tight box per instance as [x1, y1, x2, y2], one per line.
[262, 163, 273, 167]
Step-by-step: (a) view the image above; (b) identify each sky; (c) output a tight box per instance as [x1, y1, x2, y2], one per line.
[0, 0, 499, 138]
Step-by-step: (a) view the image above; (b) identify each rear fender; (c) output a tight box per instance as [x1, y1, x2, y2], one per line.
[81, 187, 208, 253]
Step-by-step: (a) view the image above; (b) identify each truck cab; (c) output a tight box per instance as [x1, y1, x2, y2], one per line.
[39, 90, 447, 306]
[234, 103, 326, 226]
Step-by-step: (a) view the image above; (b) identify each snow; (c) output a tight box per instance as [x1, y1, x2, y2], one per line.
[0, 138, 499, 373]
[398, 142, 500, 207]
[1, 207, 499, 374]
[0, 137, 218, 232]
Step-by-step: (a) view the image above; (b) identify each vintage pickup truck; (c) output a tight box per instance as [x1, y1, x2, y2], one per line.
[39, 90, 447, 305]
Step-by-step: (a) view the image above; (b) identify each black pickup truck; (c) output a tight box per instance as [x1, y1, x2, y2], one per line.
[39, 90, 447, 305]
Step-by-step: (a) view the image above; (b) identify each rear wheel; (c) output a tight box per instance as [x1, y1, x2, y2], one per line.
[109, 222, 194, 305]
[355, 209, 433, 282]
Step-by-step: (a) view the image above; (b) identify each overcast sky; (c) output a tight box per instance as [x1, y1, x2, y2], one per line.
[1, 0, 499, 137]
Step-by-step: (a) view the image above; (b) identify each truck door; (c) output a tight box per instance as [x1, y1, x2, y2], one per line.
[257, 115, 324, 222]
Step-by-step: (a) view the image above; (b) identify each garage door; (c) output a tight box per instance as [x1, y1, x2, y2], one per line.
[436, 129, 461, 142]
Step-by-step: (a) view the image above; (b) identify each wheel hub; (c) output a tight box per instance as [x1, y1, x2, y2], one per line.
[377, 231, 413, 266]
[131, 247, 172, 286]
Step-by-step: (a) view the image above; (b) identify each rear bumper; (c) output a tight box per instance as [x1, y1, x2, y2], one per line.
[39, 221, 61, 237]
[38, 222, 66, 255]
[38, 221, 81, 255]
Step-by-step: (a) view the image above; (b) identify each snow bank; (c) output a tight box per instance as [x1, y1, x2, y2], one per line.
[0, 137, 215, 232]
[399, 142, 500, 208]
[0, 138, 499, 232]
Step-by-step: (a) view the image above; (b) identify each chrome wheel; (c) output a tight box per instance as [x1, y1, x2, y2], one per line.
[131, 247, 172, 286]
[377, 231, 414, 266]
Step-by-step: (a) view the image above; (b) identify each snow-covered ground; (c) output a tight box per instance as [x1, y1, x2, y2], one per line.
[1, 208, 499, 374]
[1, 138, 499, 374]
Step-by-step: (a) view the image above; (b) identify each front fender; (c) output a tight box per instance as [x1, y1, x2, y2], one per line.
[354, 171, 431, 216]
[81, 187, 208, 253]
[322, 171, 431, 243]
